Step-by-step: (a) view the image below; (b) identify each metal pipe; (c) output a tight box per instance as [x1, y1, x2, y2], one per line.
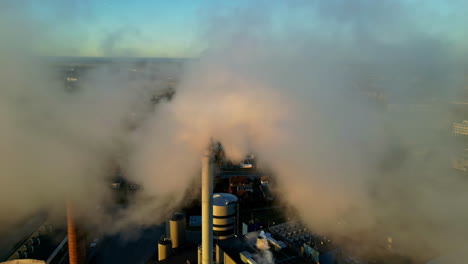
[201, 152, 213, 264]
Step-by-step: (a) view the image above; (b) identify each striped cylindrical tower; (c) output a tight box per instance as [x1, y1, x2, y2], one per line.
[213, 193, 238, 240]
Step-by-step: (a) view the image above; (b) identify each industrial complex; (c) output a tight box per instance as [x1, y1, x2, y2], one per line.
[147, 152, 363, 264]
[1, 58, 466, 264]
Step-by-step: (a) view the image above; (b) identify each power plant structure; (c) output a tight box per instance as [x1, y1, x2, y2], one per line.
[213, 193, 238, 240]
[201, 151, 214, 264]
[168, 212, 186, 249]
[66, 201, 86, 264]
[199, 152, 239, 263]
[157, 152, 216, 263]
[153, 151, 337, 263]
[158, 211, 187, 261]
[157, 238, 172, 261]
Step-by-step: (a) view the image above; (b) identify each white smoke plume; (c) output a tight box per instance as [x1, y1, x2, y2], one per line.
[0, 0, 193, 235]
[1, 1, 468, 263]
[243, 231, 275, 264]
[161, 1, 468, 262]
[254, 231, 274, 264]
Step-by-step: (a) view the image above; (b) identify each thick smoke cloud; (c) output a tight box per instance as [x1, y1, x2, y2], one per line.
[0, 1, 192, 235]
[167, 0, 468, 261]
[1, 0, 468, 262]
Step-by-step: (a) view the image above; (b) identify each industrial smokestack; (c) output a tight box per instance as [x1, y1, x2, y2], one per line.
[201, 151, 213, 264]
[67, 201, 86, 264]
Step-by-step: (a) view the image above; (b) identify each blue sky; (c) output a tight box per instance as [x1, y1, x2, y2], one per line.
[14, 0, 468, 57]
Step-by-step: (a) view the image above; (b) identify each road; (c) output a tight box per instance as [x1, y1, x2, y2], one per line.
[93, 225, 164, 264]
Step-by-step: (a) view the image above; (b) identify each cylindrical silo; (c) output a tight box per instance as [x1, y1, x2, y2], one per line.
[198, 245, 202, 264]
[169, 212, 186, 248]
[158, 238, 172, 261]
[213, 193, 238, 240]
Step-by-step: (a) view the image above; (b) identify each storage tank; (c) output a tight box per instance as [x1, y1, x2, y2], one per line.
[213, 193, 238, 240]
[1, 260, 46, 264]
[197, 245, 202, 264]
[169, 212, 186, 248]
[157, 238, 172, 261]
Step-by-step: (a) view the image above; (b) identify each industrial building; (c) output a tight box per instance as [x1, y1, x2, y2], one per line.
[4, 152, 359, 264]
[452, 120, 468, 136]
[451, 120, 468, 171]
[226, 176, 272, 206]
[152, 153, 347, 264]
[269, 221, 337, 264]
[0, 219, 68, 264]
[207, 229, 314, 264]
[167, 212, 186, 249]
[155, 193, 239, 263]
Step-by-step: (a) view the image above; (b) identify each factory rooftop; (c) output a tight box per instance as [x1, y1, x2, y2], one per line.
[213, 193, 238, 206]
[147, 242, 198, 264]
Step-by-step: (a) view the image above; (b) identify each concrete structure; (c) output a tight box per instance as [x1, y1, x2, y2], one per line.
[214, 241, 249, 264]
[214, 231, 314, 264]
[215, 244, 223, 264]
[269, 221, 339, 263]
[169, 212, 186, 249]
[213, 193, 238, 240]
[201, 152, 213, 264]
[45, 236, 68, 264]
[451, 120, 468, 171]
[197, 245, 202, 264]
[239, 251, 257, 264]
[157, 238, 172, 261]
[453, 120, 468, 136]
[264, 233, 286, 252]
[2, 218, 49, 262]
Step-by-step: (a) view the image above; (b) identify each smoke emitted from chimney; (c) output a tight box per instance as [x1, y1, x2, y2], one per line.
[1, 1, 468, 262]
[254, 231, 274, 264]
[155, 1, 468, 262]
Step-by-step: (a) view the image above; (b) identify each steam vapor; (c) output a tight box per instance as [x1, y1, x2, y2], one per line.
[254, 231, 274, 264]
[1, 0, 468, 262]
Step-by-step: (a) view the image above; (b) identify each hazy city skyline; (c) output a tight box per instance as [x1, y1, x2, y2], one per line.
[3, 0, 468, 58]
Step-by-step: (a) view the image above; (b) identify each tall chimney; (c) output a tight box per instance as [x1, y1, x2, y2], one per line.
[201, 151, 213, 264]
[67, 201, 86, 264]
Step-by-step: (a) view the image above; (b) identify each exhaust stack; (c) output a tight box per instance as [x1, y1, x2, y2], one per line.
[67, 201, 86, 264]
[201, 152, 213, 264]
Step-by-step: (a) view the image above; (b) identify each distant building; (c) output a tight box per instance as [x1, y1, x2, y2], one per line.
[451, 121, 468, 171]
[453, 120, 468, 136]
